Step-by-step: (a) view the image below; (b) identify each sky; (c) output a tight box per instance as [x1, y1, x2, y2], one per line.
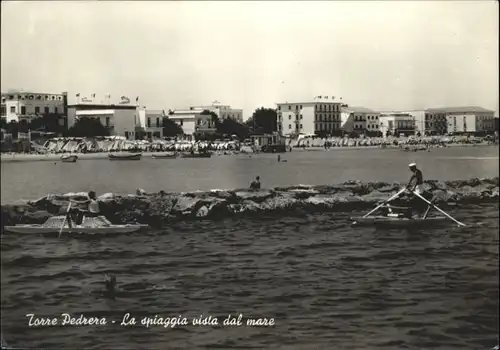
[1, 1, 498, 120]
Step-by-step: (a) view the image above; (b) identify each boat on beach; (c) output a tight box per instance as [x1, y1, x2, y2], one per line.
[3, 215, 147, 235]
[61, 154, 79, 162]
[108, 153, 142, 160]
[180, 152, 212, 158]
[152, 152, 178, 159]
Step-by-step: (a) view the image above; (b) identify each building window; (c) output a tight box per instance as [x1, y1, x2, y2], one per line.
[295, 105, 298, 109]
[156, 117, 160, 127]
[125, 131, 129, 138]
[54, 107, 58, 114]
[289, 115, 291, 120]
[300, 124, 303, 129]
[21, 106, 26, 115]
[0, 104, 5, 116]
[35, 106, 40, 114]
[300, 105, 302, 109]
[180, 120, 183, 126]
[106, 117, 110, 127]
[288, 124, 291, 129]
[44, 106, 50, 114]
[278, 106, 281, 111]
[147, 117, 151, 127]
[288, 105, 291, 110]
[10, 106, 16, 113]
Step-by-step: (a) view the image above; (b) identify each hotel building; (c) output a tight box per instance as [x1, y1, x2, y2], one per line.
[378, 110, 426, 135]
[379, 113, 416, 137]
[277, 97, 343, 136]
[340, 106, 379, 134]
[425, 106, 495, 134]
[67, 94, 140, 139]
[168, 109, 217, 140]
[1, 91, 68, 127]
[189, 101, 243, 123]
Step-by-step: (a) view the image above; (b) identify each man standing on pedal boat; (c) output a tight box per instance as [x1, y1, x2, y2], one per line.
[405, 163, 424, 218]
[407, 163, 424, 195]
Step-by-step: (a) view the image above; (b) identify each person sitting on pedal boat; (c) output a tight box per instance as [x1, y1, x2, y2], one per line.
[68, 191, 101, 225]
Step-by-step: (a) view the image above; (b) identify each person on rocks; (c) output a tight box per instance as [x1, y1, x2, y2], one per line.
[249, 176, 261, 190]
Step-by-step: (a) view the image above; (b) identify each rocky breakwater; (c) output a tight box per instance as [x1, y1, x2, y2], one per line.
[1, 177, 498, 229]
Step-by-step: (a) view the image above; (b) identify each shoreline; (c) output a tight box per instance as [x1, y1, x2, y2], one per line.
[1, 143, 497, 163]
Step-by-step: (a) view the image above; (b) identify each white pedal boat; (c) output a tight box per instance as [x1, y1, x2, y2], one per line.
[3, 216, 147, 235]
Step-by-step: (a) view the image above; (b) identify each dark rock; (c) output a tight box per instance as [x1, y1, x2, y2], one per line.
[2, 177, 498, 227]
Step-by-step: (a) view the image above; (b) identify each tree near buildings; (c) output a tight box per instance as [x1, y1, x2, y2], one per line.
[6, 120, 19, 139]
[0, 117, 7, 130]
[246, 107, 278, 134]
[162, 117, 184, 137]
[217, 118, 249, 140]
[199, 109, 250, 140]
[29, 114, 64, 134]
[200, 110, 220, 125]
[64, 117, 110, 137]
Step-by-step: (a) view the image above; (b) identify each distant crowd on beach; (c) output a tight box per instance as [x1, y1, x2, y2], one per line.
[1, 137, 243, 155]
[1, 134, 497, 155]
[290, 135, 497, 149]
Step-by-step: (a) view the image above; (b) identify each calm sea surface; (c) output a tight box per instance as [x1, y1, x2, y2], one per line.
[1, 146, 499, 349]
[1, 146, 499, 203]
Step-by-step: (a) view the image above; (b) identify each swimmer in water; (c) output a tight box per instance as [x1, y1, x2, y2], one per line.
[104, 274, 117, 299]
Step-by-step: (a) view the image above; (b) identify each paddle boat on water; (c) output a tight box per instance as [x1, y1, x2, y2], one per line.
[351, 188, 466, 228]
[4, 215, 147, 236]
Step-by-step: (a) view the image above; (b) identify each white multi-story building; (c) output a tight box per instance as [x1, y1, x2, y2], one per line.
[277, 97, 344, 136]
[423, 109, 447, 135]
[67, 103, 137, 139]
[168, 109, 217, 140]
[340, 106, 379, 133]
[189, 101, 243, 123]
[425, 106, 495, 134]
[378, 110, 426, 135]
[1, 91, 68, 126]
[136, 108, 164, 139]
[379, 113, 416, 137]
[67, 94, 140, 139]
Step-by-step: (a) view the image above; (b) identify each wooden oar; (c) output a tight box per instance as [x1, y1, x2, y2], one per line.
[363, 187, 407, 218]
[58, 202, 72, 238]
[413, 191, 466, 227]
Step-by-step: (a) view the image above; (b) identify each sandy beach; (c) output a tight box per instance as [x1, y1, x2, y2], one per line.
[0, 152, 146, 163]
[1, 143, 494, 163]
